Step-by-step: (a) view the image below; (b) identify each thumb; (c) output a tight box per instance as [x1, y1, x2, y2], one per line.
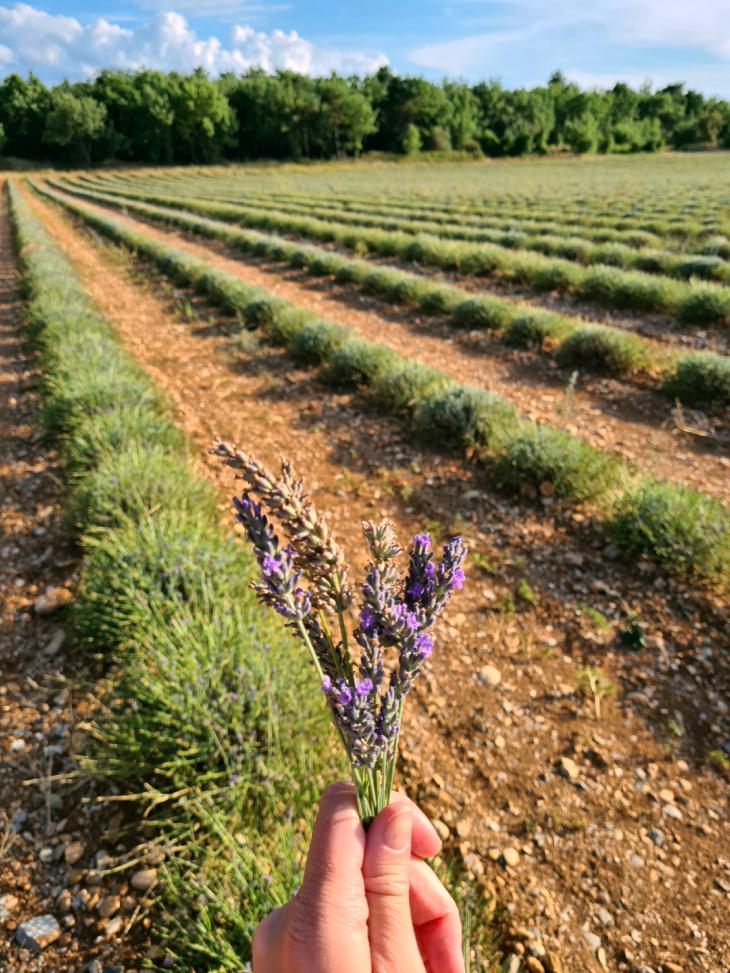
[363, 804, 423, 972]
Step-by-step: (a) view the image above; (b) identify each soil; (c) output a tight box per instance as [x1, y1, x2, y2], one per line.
[0, 184, 151, 972]
[17, 183, 730, 973]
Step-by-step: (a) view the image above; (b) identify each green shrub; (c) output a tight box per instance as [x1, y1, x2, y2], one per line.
[557, 326, 649, 374]
[370, 360, 447, 412]
[321, 338, 398, 387]
[290, 320, 349, 365]
[66, 445, 216, 532]
[578, 266, 680, 312]
[451, 297, 513, 331]
[413, 383, 515, 448]
[243, 296, 285, 327]
[264, 304, 312, 346]
[419, 285, 460, 316]
[608, 481, 730, 581]
[531, 262, 582, 292]
[674, 255, 724, 280]
[678, 285, 730, 324]
[334, 260, 371, 285]
[493, 421, 620, 500]
[664, 352, 730, 406]
[505, 311, 573, 349]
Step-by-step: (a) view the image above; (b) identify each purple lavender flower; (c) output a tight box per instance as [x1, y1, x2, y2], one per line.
[356, 678, 374, 696]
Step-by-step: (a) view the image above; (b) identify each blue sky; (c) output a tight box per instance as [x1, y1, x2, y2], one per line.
[1, 1, 729, 96]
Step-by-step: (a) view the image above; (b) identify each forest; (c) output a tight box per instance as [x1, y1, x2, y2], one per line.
[1, 66, 730, 166]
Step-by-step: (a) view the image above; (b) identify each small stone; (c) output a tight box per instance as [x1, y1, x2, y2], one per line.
[478, 665, 502, 687]
[44, 629, 66, 657]
[544, 952, 564, 973]
[455, 818, 472, 838]
[10, 738, 26, 752]
[507, 955, 521, 973]
[85, 962, 103, 973]
[39, 847, 54, 864]
[130, 868, 157, 892]
[34, 587, 73, 615]
[597, 947, 608, 970]
[526, 959, 545, 973]
[64, 841, 85, 865]
[629, 853, 644, 868]
[658, 788, 674, 803]
[103, 915, 124, 937]
[97, 895, 121, 919]
[15, 914, 62, 951]
[662, 964, 682, 973]
[662, 803, 682, 821]
[647, 828, 664, 847]
[558, 756, 579, 780]
[502, 847, 520, 867]
[596, 907, 614, 927]
[432, 819, 450, 841]
[0, 894, 19, 913]
[583, 930, 601, 951]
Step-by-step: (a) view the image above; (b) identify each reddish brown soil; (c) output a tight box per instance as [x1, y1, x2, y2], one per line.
[19, 183, 730, 973]
[38, 184, 730, 504]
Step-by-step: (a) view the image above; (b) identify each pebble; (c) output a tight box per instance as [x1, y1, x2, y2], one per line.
[34, 586, 73, 615]
[432, 818, 450, 841]
[97, 895, 121, 918]
[544, 951, 564, 973]
[583, 930, 601, 951]
[526, 959, 544, 973]
[502, 847, 520, 867]
[662, 964, 682, 973]
[597, 947, 608, 970]
[647, 828, 664, 846]
[662, 803, 682, 821]
[130, 868, 157, 892]
[558, 756, 579, 780]
[658, 788, 675, 803]
[478, 664, 502, 687]
[0, 893, 19, 914]
[507, 955, 521, 973]
[455, 818, 472, 838]
[64, 840, 85, 865]
[629, 853, 645, 868]
[596, 907, 614, 927]
[15, 914, 62, 951]
[104, 915, 124, 937]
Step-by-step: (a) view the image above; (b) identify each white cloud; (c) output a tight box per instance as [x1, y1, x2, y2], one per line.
[409, 0, 730, 95]
[0, 3, 387, 80]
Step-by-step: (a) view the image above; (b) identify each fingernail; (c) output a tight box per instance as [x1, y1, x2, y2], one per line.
[383, 807, 412, 852]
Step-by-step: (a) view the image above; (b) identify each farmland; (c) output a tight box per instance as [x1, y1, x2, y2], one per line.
[1, 152, 729, 973]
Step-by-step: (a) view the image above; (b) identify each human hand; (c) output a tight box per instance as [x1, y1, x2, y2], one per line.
[252, 781, 465, 973]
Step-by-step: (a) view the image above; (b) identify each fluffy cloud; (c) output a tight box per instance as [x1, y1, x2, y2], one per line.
[0, 3, 387, 80]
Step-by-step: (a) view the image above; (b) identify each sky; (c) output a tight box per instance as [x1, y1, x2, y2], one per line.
[1, 0, 729, 96]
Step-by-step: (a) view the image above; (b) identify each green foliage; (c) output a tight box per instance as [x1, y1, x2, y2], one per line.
[370, 360, 447, 412]
[515, 578, 539, 606]
[556, 326, 649, 374]
[677, 284, 730, 324]
[494, 421, 621, 500]
[451, 297, 513, 331]
[321, 338, 398, 387]
[664, 352, 730, 407]
[402, 122, 422, 155]
[42, 87, 107, 164]
[413, 383, 515, 448]
[608, 480, 730, 582]
[290, 320, 349, 364]
[505, 311, 573, 348]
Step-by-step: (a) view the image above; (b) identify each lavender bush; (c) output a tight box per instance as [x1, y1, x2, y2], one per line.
[214, 443, 467, 824]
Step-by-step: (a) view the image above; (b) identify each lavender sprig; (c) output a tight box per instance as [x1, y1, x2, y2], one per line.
[216, 446, 467, 824]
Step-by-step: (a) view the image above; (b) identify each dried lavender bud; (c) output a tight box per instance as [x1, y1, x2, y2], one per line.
[362, 520, 401, 564]
[214, 442, 352, 611]
[324, 677, 381, 768]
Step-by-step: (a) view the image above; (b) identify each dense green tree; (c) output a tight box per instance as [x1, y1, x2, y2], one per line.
[0, 67, 728, 164]
[42, 87, 107, 164]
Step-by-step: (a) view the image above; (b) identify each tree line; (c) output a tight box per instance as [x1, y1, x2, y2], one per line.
[1, 66, 729, 166]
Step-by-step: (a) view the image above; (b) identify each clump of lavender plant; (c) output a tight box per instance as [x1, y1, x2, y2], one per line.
[213, 442, 467, 824]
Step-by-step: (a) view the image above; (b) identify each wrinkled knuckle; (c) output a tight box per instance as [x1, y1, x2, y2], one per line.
[364, 865, 411, 898]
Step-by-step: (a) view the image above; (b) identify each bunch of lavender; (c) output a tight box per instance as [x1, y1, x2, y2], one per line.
[213, 442, 467, 824]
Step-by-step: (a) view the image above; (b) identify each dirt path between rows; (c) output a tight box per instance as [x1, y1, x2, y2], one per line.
[22, 183, 730, 973]
[41, 183, 730, 504]
[0, 185, 149, 971]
